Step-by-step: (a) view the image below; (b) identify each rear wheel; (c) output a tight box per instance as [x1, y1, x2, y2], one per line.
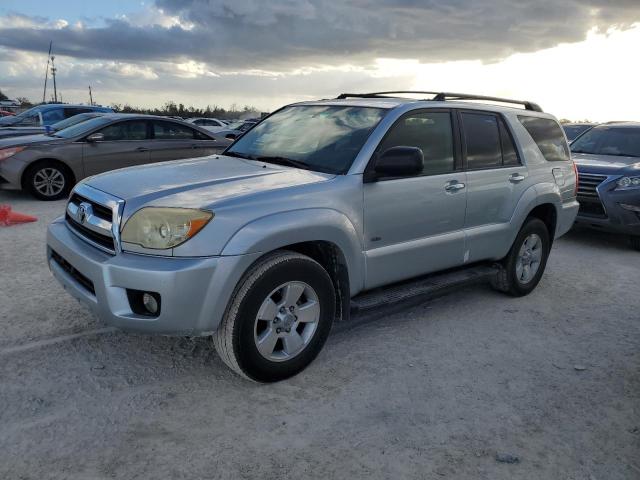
[491, 217, 551, 296]
[24, 161, 72, 201]
[213, 251, 335, 382]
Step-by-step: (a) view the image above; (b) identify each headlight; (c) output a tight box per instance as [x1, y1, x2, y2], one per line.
[121, 207, 213, 249]
[616, 176, 640, 189]
[0, 146, 25, 161]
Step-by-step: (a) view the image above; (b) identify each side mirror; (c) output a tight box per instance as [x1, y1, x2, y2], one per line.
[86, 132, 104, 142]
[370, 146, 424, 180]
[225, 133, 237, 140]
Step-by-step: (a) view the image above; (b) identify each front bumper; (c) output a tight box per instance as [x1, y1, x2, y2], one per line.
[47, 217, 262, 335]
[576, 186, 640, 236]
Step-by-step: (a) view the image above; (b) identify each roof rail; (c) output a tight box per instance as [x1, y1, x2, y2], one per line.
[335, 91, 543, 112]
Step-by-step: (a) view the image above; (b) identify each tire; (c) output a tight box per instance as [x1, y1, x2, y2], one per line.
[213, 250, 336, 382]
[24, 160, 72, 201]
[491, 217, 551, 297]
[631, 236, 640, 251]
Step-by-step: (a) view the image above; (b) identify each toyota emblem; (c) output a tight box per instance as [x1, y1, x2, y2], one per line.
[77, 202, 92, 224]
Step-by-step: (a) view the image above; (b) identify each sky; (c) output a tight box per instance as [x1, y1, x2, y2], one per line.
[0, 0, 639, 121]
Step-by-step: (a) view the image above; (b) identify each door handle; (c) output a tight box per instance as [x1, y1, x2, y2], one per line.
[136, 147, 149, 152]
[509, 173, 526, 183]
[444, 182, 466, 192]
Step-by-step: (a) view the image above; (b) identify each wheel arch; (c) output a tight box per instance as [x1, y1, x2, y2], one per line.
[221, 209, 364, 320]
[21, 158, 77, 190]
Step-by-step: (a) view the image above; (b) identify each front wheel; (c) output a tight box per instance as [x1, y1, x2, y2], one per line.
[491, 217, 551, 296]
[213, 251, 335, 382]
[24, 161, 72, 201]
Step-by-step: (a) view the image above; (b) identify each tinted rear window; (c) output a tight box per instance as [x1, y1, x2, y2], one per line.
[461, 112, 521, 169]
[518, 116, 570, 162]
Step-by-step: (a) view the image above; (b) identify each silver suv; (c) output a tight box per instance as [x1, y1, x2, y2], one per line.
[46, 92, 579, 382]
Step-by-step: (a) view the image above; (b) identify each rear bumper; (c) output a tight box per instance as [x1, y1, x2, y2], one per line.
[556, 200, 580, 238]
[46, 217, 261, 335]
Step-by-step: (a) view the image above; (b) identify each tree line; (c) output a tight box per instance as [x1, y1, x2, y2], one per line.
[0, 90, 261, 119]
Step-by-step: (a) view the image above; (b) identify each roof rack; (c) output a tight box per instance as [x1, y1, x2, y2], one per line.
[335, 91, 543, 112]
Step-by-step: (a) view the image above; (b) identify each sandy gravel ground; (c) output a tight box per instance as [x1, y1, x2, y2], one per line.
[1, 190, 639, 480]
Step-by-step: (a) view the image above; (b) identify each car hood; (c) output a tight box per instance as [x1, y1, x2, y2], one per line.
[84, 155, 335, 211]
[0, 133, 66, 148]
[572, 153, 640, 175]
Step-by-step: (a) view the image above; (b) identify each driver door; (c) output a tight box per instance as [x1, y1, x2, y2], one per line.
[82, 120, 151, 176]
[363, 110, 468, 289]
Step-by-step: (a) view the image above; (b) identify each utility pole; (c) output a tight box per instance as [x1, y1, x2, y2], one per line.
[42, 41, 52, 103]
[89, 86, 93, 105]
[51, 55, 58, 103]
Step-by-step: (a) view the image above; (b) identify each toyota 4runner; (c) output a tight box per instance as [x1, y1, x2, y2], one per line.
[46, 92, 579, 382]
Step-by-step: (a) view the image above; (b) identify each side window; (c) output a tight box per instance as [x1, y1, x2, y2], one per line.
[194, 130, 212, 140]
[42, 109, 64, 124]
[153, 121, 195, 140]
[17, 113, 41, 126]
[97, 121, 148, 141]
[193, 119, 206, 126]
[461, 112, 502, 169]
[518, 116, 570, 162]
[64, 108, 92, 118]
[499, 118, 520, 166]
[376, 112, 455, 176]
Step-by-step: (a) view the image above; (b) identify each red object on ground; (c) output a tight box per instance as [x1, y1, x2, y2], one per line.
[0, 204, 38, 226]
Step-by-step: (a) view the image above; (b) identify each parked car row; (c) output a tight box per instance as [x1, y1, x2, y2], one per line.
[0, 113, 223, 200]
[0, 103, 113, 128]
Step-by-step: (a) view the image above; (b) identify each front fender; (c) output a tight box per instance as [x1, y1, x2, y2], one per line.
[221, 208, 365, 294]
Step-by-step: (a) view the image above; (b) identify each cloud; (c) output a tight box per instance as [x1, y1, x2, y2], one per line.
[0, 0, 638, 72]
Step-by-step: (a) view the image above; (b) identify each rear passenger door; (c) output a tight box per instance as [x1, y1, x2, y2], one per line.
[363, 109, 468, 289]
[149, 120, 219, 162]
[82, 120, 151, 175]
[458, 110, 531, 262]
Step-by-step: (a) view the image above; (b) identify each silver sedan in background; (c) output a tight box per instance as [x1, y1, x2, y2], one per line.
[0, 113, 224, 200]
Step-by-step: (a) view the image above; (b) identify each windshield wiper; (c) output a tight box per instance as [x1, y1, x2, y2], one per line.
[251, 155, 314, 171]
[224, 151, 253, 160]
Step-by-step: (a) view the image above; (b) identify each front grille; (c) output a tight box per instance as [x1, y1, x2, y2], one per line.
[577, 173, 607, 218]
[51, 249, 95, 295]
[66, 213, 116, 251]
[577, 173, 607, 198]
[69, 193, 113, 220]
[65, 186, 120, 254]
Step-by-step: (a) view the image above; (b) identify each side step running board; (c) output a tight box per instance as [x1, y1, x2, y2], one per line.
[349, 264, 498, 318]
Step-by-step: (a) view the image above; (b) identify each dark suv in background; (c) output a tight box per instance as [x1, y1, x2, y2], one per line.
[572, 122, 640, 250]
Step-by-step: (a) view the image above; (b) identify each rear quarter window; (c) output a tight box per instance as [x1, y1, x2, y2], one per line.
[518, 116, 570, 162]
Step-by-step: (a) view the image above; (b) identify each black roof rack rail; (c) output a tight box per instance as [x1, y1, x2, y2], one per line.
[336, 91, 543, 112]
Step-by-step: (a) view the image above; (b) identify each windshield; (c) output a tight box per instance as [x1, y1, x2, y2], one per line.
[563, 125, 592, 142]
[50, 113, 103, 132]
[53, 116, 114, 138]
[227, 121, 244, 130]
[571, 126, 640, 158]
[226, 105, 386, 174]
[0, 106, 41, 126]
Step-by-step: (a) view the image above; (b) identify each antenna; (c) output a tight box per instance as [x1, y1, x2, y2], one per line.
[42, 41, 52, 103]
[89, 86, 94, 105]
[51, 55, 58, 103]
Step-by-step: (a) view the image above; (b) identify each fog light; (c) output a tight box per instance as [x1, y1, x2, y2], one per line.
[620, 203, 640, 213]
[142, 292, 159, 314]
